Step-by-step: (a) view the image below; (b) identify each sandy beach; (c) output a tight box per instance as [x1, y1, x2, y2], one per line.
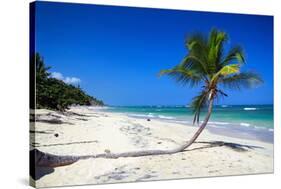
[30, 106, 273, 188]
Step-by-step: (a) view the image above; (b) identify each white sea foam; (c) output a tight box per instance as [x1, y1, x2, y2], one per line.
[173, 120, 190, 124]
[268, 128, 274, 132]
[240, 122, 251, 127]
[209, 124, 222, 128]
[128, 114, 145, 117]
[147, 113, 155, 118]
[244, 107, 257, 111]
[129, 113, 175, 120]
[208, 121, 230, 125]
[87, 106, 111, 110]
[158, 115, 175, 120]
[221, 105, 228, 108]
[254, 126, 267, 130]
[129, 113, 155, 118]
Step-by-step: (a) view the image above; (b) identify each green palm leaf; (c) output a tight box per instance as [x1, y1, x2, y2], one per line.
[207, 29, 228, 74]
[218, 64, 240, 76]
[220, 72, 263, 90]
[159, 65, 202, 87]
[210, 64, 240, 84]
[190, 90, 209, 124]
[185, 33, 209, 75]
[221, 46, 245, 67]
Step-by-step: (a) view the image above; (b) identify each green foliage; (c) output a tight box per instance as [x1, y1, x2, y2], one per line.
[220, 72, 263, 90]
[34, 53, 104, 111]
[160, 28, 263, 124]
[191, 90, 209, 124]
[159, 64, 201, 87]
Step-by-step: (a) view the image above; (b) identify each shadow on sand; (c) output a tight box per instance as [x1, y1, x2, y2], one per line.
[189, 141, 263, 152]
[31, 166, 55, 181]
[30, 150, 55, 181]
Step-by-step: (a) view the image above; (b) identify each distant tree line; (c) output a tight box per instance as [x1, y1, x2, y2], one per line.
[34, 53, 104, 111]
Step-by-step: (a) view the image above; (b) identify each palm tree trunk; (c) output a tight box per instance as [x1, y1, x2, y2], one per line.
[34, 98, 214, 167]
[174, 97, 214, 151]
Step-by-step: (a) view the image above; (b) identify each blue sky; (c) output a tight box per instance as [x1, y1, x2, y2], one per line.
[35, 2, 273, 106]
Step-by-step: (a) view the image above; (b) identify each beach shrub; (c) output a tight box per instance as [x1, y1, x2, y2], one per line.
[33, 53, 104, 111]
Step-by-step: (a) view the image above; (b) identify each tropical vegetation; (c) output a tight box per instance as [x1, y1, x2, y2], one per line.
[34, 53, 104, 111]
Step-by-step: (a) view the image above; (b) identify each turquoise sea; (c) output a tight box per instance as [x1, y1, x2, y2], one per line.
[104, 105, 274, 143]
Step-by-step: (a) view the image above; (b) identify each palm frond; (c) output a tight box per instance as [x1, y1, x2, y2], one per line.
[221, 46, 245, 67]
[159, 65, 202, 87]
[179, 55, 209, 79]
[184, 33, 209, 75]
[210, 64, 240, 84]
[218, 64, 240, 76]
[207, 29, 228, 74]
[185, 33, 207, 51]
[220, 72, 263, 90]
[190, 90, 209, 124]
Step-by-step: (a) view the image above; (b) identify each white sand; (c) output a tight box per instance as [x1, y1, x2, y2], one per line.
[30, 106, 273, 188]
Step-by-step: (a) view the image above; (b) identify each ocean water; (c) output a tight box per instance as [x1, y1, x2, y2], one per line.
[104, 105, 274, 143]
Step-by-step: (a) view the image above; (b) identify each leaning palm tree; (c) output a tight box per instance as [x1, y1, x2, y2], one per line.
[34, 29, 263, 168]
[159, 28, 263, 148]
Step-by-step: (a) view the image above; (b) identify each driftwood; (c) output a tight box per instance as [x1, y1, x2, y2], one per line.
[31, 148, 178, 168]
[31, 142, 194, 168]
[31, 140, 260, 169]
[31, 149, 80, 168]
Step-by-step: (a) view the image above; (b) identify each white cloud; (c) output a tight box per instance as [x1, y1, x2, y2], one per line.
[50, 72, 81, 85]
[64, 77, 81, 85]
[50, 72, 64, 80]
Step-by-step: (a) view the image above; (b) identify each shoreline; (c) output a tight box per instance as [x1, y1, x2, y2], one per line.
[31, 106, 273, 187]
[126, 114, 274, 144]
[98, 106, 274, 144]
